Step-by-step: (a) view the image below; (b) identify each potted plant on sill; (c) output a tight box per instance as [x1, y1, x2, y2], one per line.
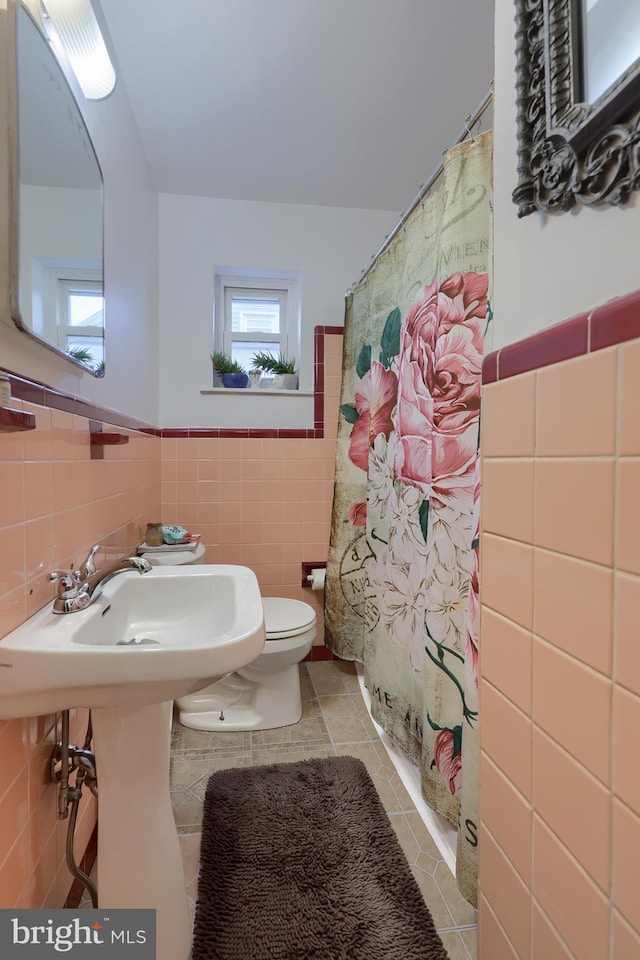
[250, 351, 298, 390]
[210, 351, 249, 388]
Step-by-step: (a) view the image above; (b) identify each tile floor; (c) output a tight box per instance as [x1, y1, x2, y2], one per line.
[172, 659, 477, 960]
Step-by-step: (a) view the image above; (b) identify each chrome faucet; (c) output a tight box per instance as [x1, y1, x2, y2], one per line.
[49, 545, 152, 614]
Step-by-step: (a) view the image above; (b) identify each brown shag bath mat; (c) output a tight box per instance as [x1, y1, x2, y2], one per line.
[192, 755, 449, 960]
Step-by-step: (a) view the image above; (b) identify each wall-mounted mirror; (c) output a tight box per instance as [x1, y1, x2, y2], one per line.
[9, 2, 105, 375]
[512, 0, 640, 216]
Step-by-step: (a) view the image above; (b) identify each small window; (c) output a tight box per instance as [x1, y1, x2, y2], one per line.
[57, 278, 104, 368]
[214, 270, 300, 380]
[31, 261, 105, 374]
[224, 287, 287, 370]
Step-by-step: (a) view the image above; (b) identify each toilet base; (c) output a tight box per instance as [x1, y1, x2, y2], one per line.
[176, 663, 303, 731]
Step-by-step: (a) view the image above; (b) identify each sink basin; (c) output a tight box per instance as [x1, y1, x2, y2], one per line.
[0, 563, 266, 960]
[0, 564, 266, 717]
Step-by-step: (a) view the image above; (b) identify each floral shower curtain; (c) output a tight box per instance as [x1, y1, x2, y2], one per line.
[325, 131, 492, 905]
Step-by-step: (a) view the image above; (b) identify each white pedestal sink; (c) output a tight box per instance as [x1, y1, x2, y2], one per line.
[92, 702, 191, 959]
[0, 565, 266, 960]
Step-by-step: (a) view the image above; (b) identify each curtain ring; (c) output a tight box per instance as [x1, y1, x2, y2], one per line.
[464, 114, 475, 143]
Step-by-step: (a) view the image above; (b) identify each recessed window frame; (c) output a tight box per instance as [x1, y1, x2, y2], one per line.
[56, 276, 104, 353]
[213, 269, 301, 378]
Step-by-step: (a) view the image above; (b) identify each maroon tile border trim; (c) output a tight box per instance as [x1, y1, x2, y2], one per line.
[1, 368, 156, 433]
[303, 646, 340, 662]
[11, 375, 46, 407]
[315, 325, 344, 336]
[590, 290, 640, 351]
[482, 288, 640, 384]
[497, 314, 589, 381]
[482, 351, 498, 385]
[156, 427, 321, 439]
[0, 326, 345, 439]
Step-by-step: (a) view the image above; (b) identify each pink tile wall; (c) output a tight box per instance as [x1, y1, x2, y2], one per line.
[160, 332, 344, 643]
[0, 327, 342, 907]
[0, 402, 161, 908]
[479, 334, 640, 958]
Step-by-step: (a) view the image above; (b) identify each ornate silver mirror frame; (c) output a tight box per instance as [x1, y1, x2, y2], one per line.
[512, 0, 640, 217]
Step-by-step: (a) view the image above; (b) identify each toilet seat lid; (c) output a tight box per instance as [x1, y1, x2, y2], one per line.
[140, 541, 206, 566]
[263, 597, 316, 639]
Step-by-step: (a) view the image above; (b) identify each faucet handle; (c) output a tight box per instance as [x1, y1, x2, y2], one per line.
[80, 544, 101, 579]
[49, 571, 78, 594]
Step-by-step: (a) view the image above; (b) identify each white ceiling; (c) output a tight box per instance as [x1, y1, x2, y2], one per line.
[96, 0, 495, 212]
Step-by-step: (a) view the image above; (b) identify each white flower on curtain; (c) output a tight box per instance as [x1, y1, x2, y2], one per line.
[424, 573, 469, 649]
[368, 432, 397, 520]
[373, 553, 428, 671]
[386, 481, 427, 564]
[427, 501, 474, 573]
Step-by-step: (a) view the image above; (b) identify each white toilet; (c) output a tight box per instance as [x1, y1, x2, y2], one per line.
[176, 597, 316, 731]
[139, 540, 317, 732]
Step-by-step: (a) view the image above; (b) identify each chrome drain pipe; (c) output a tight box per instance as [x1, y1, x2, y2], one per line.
[51, 711, 98, 907]
[56, 710, 71, 819]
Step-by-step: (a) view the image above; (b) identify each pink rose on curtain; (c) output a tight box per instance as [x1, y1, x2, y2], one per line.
[439, 272, 489, 331]
[402, 280, 441, 399]
[434, 272, 486, 435]
[434, 729, 462, 797]
[432, 324, 482, 435]
[348, 500, 367, 526]
[347, 361, 397, 472]
[392, 345, 434, 492]
[391, 273, 486, 498]
[405, 281, 440, 359]
[429, 274, 486, 505]
[402, 273, 487, 391]
[431, 423, 478, 506]
[391, 283, 440, 492]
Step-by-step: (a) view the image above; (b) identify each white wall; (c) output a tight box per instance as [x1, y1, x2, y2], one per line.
[157, 195, 396, 428]
[18, 185, 102, 335]
[0, 0, 158, 424]
[492, 1, 640, 350]
[16, 0, 633, 420]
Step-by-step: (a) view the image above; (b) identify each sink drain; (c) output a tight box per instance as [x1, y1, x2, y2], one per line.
[116, 637, 160, 646]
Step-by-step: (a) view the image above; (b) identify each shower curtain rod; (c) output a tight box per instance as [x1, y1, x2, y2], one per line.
[349, 84, 494, 293]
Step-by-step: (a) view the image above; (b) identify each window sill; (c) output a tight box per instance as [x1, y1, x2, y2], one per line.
[200, 388, 314, 397]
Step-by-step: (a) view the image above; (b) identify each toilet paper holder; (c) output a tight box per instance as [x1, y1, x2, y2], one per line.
[301, 561, 327, 588]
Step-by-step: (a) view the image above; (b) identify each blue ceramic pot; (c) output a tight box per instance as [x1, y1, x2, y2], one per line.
[221, 372, 249, 389]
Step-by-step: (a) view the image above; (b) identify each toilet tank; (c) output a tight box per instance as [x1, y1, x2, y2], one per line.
[140, 542, 206, 566]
